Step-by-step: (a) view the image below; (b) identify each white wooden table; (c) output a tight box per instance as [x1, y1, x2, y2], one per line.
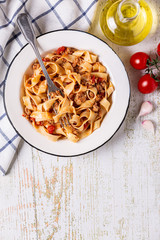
[0, 0, 160, 239]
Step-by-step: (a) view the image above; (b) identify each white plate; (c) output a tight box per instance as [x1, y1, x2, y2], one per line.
[4, 30, 130, 157]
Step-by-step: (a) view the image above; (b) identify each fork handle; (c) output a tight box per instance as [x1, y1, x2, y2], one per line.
[17, 13, 37, 48]
[17, 13, 60, 92]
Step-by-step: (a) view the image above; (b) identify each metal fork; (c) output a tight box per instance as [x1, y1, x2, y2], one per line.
[17, 13, 60, 99]
[17, 13, 71, 128]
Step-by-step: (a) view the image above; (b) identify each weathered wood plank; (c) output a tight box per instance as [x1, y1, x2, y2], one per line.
[0, 0, 160, 239]
[0, 144, 38, 240]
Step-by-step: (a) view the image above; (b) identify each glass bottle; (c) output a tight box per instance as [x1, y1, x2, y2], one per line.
[99, 0, 153, 46]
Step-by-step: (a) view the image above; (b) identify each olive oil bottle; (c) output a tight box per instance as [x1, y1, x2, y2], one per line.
[99, 0, 153, 46]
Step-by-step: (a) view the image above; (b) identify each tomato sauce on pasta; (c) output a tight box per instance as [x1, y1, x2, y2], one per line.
[22, 47, 114, 142]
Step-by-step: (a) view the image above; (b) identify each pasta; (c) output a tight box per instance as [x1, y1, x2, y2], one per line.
[22, 46, 115, 142]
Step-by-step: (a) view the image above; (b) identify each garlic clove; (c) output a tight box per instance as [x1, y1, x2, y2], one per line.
[142, 120, 155, 134]
[137, 101, 153, 118]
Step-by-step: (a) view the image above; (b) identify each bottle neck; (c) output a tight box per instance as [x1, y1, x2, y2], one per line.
[117, 0, 140, 23]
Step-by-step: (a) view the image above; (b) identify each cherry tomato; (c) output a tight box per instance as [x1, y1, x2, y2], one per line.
[138, 74, 158, 94]
[84, 122, 89, 130]
[91, 75, 96, 84]
[36, 121, 43, 126]
[42, 57, 50, 62]
[47, 125, 55, 134]
[56, 46, 66, 55]
[130, 52, 150, 70]
[157, 43, 160, 56]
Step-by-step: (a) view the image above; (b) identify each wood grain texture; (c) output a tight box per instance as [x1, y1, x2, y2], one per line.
[0, 0, 160, 239]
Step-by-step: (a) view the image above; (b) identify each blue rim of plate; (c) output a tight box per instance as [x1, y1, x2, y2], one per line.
[3, 29, 131, 157]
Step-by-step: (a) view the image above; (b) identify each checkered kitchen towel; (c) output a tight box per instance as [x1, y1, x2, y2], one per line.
[0, 0, 98, 175]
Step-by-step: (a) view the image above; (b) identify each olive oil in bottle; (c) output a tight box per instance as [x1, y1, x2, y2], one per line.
[121, 2, 138, 18]
[99, 0, 153, 46]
